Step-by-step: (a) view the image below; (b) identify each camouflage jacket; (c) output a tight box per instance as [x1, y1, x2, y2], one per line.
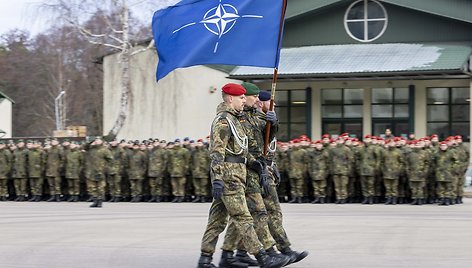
[168, 146, 190, 178]
[307, 149, 328, 180]
[65, 148, 83, 179]
[27, 148, 43, 178]
[0, 148, 12, 179]
[435, 149, 459, 182]
[382, 147, 404, 179]
[192, 147, 210, 178]
[357, 144, 379, 176]
[329, 145, 352, 176]
[12, 148, 28, 178]
[88, 145, 112, 180]
[45, 146, 63, 177]
[109, 146, 127, 175]
[287, 147, 307, 178]
[407, 148, 428, 181]
[128, 149, 148, 179]
[148, 147, 167, 178]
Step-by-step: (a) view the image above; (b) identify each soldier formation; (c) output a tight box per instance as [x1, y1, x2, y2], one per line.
[276, 133, 469, 206]
[0, 137, 212, 207]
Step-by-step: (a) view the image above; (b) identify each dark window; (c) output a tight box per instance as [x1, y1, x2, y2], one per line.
[274, 89, 310, 141]
[322, 88, 363, 138]
[427, 87, 470, 141]
[371, 88, 410, 137]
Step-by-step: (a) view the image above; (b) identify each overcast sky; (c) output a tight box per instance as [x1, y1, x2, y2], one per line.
[0, 0, 179, 38]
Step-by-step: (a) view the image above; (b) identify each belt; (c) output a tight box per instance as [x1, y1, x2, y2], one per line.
[224, 156, 247, 164]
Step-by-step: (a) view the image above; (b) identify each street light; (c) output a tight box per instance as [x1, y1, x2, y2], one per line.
[55, 91, 66, 130]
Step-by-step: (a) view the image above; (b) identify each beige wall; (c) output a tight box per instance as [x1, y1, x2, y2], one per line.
[0, 99, 12, 138]
[103, 47, 237, 141]
[256, 79, 470, 140]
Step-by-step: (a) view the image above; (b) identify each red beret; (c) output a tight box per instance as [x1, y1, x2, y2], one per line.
[455, 135, 462, 139]
[364, 134, 371, 139]
[322, 134, 330, 139]
[222, 83, 246, 96]
[431, 134, 438, 138]
[197, 139, 203, 142]
[394, 137, 401, 142]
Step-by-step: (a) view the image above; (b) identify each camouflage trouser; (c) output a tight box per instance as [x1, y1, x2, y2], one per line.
[409, 181, 425, 199]
[0, 179, 8, 197]
[14, 178, 27, 196]
[30, 177, 44, 196]
[87, 179, 106, 199]
[450, 176, 458, 199]
[456, 174, 465, 197]
[171, 177, 186, 197]
[312, 179, 327, 198]
[333, 175, 348, 200]
[361, 176, 375, 197]
[277, 172, 289, 199]
[148, 177, 163, 196]
[121, 174, 131, 198]
[383, 178, 399, 197]
[264, 177, 291, 251]
[185, 175, 194, 197]
[437, 181, 453, 198]
[162, 174, 172, 197]
[426, 175, 436, 200]
[130, 179, 143, 197]
[348, 176, 356, 199]
[200, 188, 263, 255]
[289, 177, 304, 198]
[193, 177, 209, 196]
[67, 179, 80, 195]
[107, 174, 122, 197]
[398, 176, 408, 198]
[374, 175, 383, 197]
[47, 176, 62, 195]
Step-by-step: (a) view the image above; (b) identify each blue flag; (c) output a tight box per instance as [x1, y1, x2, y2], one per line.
[152, 0, 286, 80]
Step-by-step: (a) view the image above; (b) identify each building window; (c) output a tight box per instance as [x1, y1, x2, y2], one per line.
[371, 87, 410, 137]
[344, 0, 388, 42]
[275, 89, 310, 141]
[427, 87, 470, 141]
[322, 88, 363, 138]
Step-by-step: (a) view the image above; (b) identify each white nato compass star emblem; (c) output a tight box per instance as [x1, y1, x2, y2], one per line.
[172, 0, 263, 53]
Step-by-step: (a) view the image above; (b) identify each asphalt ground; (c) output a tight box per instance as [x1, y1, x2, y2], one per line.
[1, 200, 472, 268]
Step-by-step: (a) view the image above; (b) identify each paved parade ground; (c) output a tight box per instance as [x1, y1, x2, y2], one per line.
[1, 201, 472, 268]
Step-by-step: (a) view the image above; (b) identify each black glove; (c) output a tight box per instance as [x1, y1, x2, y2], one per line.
[212, 180, 224, 200]
[250, 160, 264, 174]
[266, 111, 277, 125]
[260, 166, 271, 197]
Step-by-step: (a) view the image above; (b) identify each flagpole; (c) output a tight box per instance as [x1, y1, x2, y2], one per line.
[263, 0, 287, 156]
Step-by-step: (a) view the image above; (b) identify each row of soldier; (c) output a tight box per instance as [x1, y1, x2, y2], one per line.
[0, 137, 212, 205]
[275, 133, 469, 206]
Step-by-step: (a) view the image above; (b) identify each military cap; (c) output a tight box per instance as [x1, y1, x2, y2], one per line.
[190, 140, 195, 143]
[160, 140, 167, 144]
[258, 90, 271, 101]
[174, 138, 180, 143]
[183, 137, 190, 141]
[322, 134, 330, 139]
[241, 82, 260, 96]
[197, 139, 203, 142]
[222, 83, 246, 96]
[455, 135, 462, 139]
[440, 141, 448, 146]
[133, 140, 140, 145]
[168, 141, 175, 145]
[26, 140, 33, 143]
[431, 134, 438, 138]
[364, 134, 371, 139]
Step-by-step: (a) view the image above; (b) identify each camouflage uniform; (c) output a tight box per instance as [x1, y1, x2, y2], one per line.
[65, 147, 83, 197]
[128, 148, 147, 199]
[147, 145, 167, 199]
[87, 144, 112, 200]
[200, 102, 263, 257]
[287, 146, 307, 200]
[398, 145, 411, 203]
[454, 143, 469, 200]
[27, 147, 44, 198]
[0, 146, 12, 199]
[108, 145, 127, 199]
[382, 147, 403, 200]
[435, 147, 458, 203]
[329, 144, 352, 202]
[358, 144, 378, 200]
[168, 146, 190, 198]
[407, 148, 428, 201]
[45, 145, 63, 196]
[191, 146, 210, 199]
[12, 147, 28, 198]
[275, 148, 289, 201]
[307, 148, 328, 199]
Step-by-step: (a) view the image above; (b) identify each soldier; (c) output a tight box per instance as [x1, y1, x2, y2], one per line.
[45, 138, 63, 202]
[87, 137, 112, 207]
[197, 83, 288, 268]
[168, 139, 190, 203]
[382, 139, 404, 205]
[435, 141, 459, 206]
[396, 138, 410, 204]
[0, 141, 12, 201]
[27, 140, 43, 202]
[108, 138, 127, 202]
[407, 140, 428, 205]
[274, 142, 289, 203]
[453, 135, 469, 204]
[191, 139, 210, 203]
[147, 139, 167, 202]
[65, 142, 83, 202]
[329, 138, 352, 204]
[128, 141, 148, 202]
[308, 140, 328, 204]
[12, 140, 28, 201]
[287, 140, 307, 203]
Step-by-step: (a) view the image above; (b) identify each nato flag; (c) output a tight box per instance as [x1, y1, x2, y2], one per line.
[152, 0, 286, 81]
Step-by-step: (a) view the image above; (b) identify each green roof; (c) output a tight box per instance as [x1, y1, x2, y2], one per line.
[285, 0, 472, 24]
[0, 90, 14, 104]
[230, 43, 472, 79]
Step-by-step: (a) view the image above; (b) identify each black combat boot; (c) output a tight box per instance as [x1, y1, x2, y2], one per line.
[197, 253, 218, 268]
[280, 247, 309, 265]
[361, 196, 369, 204]
[148, 196, 156, 202]
[319, 197, 325, 204]
[28, 195, 36, 202]
[0, 196, 6, 201]
[67, 196, 75, 202]
[171, 196, 179, 203]
[155, 196, 161, 203]
[384, 197, 392, 205]
[444, 198, 451, 206]
[410, 198, 417, 205]
[450, 198, 456, 205]
[255, 250, 290, 268]
[219, 250, 248, 268]
[130, 196, 138, 202]
[90, 198, 98, 208]
[417, 199, 423, 205]
[457, 196, 463, 204]
[114, 196, 122, 202]
[235, 250, 258, 266]
[55, 194, 61, 202]
[96, 199, 103, 208]
[192, 196, 201, 203]
[288, 197, 297, 203]
[391, 197, 397, 205]
[311, 197, 320, 204]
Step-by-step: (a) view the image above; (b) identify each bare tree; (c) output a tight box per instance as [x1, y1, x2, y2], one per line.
[42, 0, 175, 139]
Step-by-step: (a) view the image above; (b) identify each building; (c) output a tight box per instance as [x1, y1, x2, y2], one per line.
[0, 90, 14, 138]
[103, 0, 472, 142]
